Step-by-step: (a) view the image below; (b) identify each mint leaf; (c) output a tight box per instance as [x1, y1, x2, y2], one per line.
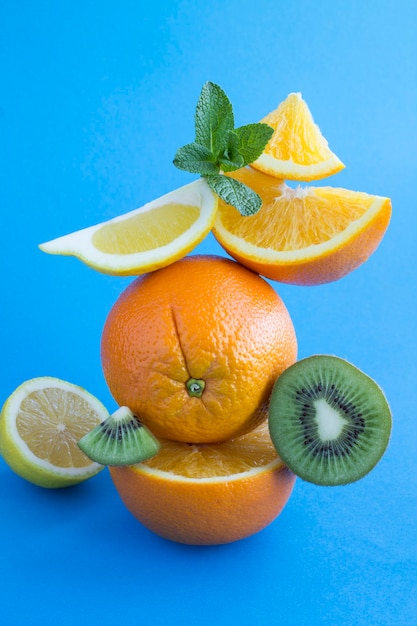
[218, 131, 245, 172]
[233, 123, 274, 165]
[205, 174, 262, 216]
[174, 82, 275, 215]
[194, 82, 234, 159]
[173, 143, 219, 175]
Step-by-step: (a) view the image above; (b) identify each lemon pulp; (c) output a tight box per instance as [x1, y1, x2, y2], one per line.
[92, 203, 200, 254]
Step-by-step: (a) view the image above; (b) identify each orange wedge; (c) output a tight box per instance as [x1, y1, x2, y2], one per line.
[251, 92, 345, 181]
[109, 421, 295, 545]
[212, 168, 392, 285]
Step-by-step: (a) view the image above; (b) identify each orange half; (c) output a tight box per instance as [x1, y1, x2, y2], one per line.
[109, 422, 295, 545]
[212, 168, 392, 285]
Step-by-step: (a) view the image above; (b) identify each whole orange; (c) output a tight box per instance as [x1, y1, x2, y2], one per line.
[101, 254, 297, 443]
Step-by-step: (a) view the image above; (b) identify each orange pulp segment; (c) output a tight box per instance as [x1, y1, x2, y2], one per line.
[251, 92, 345, 181]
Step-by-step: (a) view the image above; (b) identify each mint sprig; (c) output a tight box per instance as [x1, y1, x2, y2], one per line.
[173, 82, 273, 216]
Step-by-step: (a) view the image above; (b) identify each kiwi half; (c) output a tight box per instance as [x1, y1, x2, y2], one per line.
[268, 355, 392, 486]
[77, 406, 160, 466]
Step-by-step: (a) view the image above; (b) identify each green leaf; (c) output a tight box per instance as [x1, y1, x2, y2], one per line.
[174, 82, 275, 216]
[233, 123, 274, 165]
[194, 82, 234, 159]
[205, 174, 262, 216]
[173, 142, 219, 175]
[218, 131, 245, 172]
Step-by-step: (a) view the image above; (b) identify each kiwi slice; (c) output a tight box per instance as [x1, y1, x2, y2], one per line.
[268, 355, 392, 486]
[77, 406, 160, 466]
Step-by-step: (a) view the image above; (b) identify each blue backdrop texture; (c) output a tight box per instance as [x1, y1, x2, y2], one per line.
[1, 2, 416, 625]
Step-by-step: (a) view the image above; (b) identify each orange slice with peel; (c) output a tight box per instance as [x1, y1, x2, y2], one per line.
[212, 168, 392, 285]
[251, 92, 345, 181]
[109, 421, 295, 545]
[39, 179, 218, 276]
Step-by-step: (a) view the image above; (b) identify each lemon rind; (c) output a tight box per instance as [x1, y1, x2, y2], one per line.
[39, 179, 218, 275]
[0, 377, 107, 479]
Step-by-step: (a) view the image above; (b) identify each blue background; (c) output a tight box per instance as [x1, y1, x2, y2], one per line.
[1, 1, 416, 624]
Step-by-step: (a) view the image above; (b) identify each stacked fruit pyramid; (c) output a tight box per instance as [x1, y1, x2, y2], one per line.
[0, 84, 392, 545]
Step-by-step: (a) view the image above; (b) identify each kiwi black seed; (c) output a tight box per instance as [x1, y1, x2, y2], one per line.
[77, 406, 160, 466]
[268, 355, 392, 486]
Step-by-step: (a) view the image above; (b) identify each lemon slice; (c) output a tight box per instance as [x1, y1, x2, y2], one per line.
[251, 92, 345, 181]
[39, 179, 218, 276]
[0, 377, 109, 488]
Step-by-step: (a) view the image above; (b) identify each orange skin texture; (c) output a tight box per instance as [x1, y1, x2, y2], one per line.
[109, 463, 296, 545]
[101, 255, 297, 443]
[215, 197, 392, 286]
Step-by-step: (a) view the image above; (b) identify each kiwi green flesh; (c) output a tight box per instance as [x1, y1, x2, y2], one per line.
[77, 406, 161, 466]
[268, 355, 392, 486]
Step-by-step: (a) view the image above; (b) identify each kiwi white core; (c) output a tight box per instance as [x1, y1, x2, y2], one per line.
[111, 406, 134, 421]
[313, 399, 348, 440]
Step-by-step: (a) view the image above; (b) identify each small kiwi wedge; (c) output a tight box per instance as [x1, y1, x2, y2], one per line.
[268, 355, 392, 486]
[77, 406, 160, 466]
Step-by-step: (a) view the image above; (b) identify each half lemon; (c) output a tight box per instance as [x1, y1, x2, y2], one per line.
[0, 377, 108, 488]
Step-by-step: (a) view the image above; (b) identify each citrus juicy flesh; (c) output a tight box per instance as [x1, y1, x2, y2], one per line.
[141, 420, 280, 479]
[92, 203, 200, 254]
[218, 173, 374, 252]
[263, 93, 335, 163]
[212, 168, 391, 285]
[0, 377, 108, 487]
[16, 387, 101, 468]
[252, 92, 344, 180]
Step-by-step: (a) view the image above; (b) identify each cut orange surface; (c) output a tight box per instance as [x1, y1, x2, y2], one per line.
[101, 255, 297, 443]
[212, 168, 392, 285]
[251, 92, 345, 181]
[39, 179, 218, 276]
[109, 421, 296, 545]
[0, 377, 107, 488]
